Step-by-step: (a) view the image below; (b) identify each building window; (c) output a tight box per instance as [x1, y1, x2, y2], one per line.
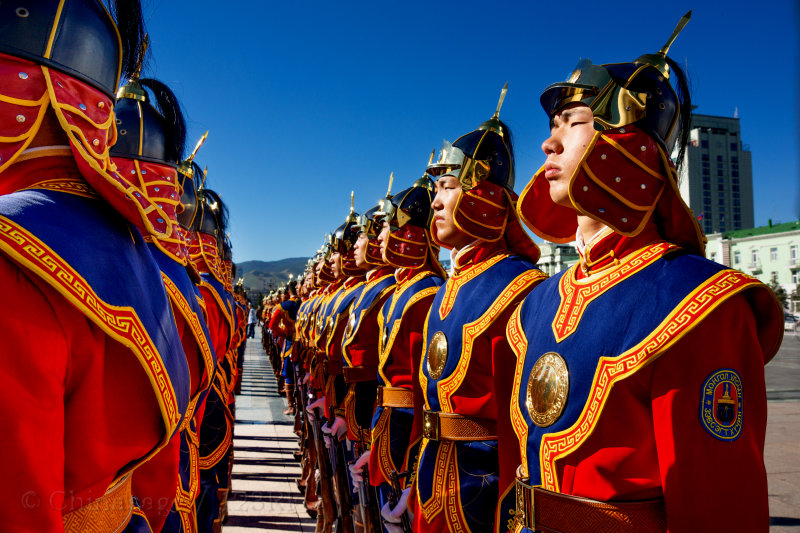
[717, 169, 724, 176]
[710, 252, 717, 262]
[770, 248, 778, 261]
[701, 140, 709, 148]
[731, 143, 738, 151]
[732, 171, 739, 177]
[791, 245, 798, 263]
[702, 154, 709, 161]
[703, 168, 710, 176]
[752, 249, 758, 265]
[717, 155, 723, 162]
[733, 251, 741, 264]
[732, 156, 738, 163]
[793, 271, 799, 285]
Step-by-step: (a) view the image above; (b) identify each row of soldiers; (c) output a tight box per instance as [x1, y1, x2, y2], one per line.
[260, 12, 784, 533]
[1, 1, 249, 531]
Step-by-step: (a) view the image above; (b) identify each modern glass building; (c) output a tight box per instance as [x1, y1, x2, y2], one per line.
[677, 114, 754, 235]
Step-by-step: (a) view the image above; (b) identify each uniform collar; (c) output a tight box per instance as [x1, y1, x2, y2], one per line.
[367, 265, 394, 282]
[577, 224, 664, 278]
[452, 239, 507, 274]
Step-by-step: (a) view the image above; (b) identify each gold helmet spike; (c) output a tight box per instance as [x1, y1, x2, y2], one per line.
[427, 150, 435, 165]
[200, 166, 208, 190]
[492, 81, 509, 120]
[188, 131, 209, 163]
[177, 131, 209, 178]
[659, 10, 692, 57]
[350, 190, 355, 214]
[387, 172, 394, 196]
[636, 10, 692, 77]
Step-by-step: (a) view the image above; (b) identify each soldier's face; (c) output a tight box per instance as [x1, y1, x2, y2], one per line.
[354, 233, 369, 267]
[541, 103, 595, 208]
[432, 174, 472, 249]
[330, 252, 341, 278]
[377, 221, 390, 256]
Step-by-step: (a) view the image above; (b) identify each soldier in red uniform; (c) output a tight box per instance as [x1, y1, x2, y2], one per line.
[342, 198, 399, 531]
[111, 62, 216, 531]
[408, 89, 545, 533]
[185, 183, 236, 533]
[0, 1, 192, 531]
[366, 171, 446, 531]
[270, 280, 302, 414]
[509, 13, 783, 533]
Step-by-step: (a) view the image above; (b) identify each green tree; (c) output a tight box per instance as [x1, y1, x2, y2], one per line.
[769, 278, 788, 310]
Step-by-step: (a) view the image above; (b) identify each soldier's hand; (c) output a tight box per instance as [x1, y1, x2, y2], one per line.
[349, 450, 371, 489]
[328, 415, 347, 439]
[306, 397, 326, 420]
[381, 487, 412, 529]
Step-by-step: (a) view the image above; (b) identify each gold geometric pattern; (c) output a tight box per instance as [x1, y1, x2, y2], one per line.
[162, 274, 215, 407]
[62, 474, 133, 532]
[22, 177, 98, 199]
[378, 277, 440, 380]
[506, 305, 530, 478]
[437, 269, 546, 411]
[539, 269, 759, 492]
[552, 242, 674, 342]
[0, 215, 181, 433]
[438, 253, 509, 320]
[420, 439, 454, 522]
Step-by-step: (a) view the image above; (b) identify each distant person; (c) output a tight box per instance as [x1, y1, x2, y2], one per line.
[247, 302, 257, 338]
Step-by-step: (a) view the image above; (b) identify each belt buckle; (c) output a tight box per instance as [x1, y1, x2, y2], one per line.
[423, 410, 440, 441]
[515, 474, 534, 529]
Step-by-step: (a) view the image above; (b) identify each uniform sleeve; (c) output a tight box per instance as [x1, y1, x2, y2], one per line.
[650, 295, 770, 532]
[493, 309, 524, 533]
[0, 256, 68, 532]
[269, 306, 287, 338]
[406, 293, 437, 472]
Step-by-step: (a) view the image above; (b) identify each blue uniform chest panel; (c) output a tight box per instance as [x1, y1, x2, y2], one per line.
[423, 255, 538, 411]
[381, 275, 444, 343]
[332, 283, 365, 319]
[517, 252, 726, 485]
[349, 275, 395, 336]
[281, 299, 301, 321]
[0, 188, 190, 427]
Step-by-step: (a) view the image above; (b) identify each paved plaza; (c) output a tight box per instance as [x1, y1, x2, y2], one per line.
[225, 329, 800, 532]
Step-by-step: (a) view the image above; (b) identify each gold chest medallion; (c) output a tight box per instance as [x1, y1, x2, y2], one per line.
[427, 331, 448, 380]
[526, 352, 569, 427]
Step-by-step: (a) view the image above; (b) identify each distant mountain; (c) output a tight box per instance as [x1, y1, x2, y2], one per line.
[237, 257, 308, 293]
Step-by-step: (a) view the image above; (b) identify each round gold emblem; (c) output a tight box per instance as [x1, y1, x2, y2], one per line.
[345, 314, 356, 337]
[427, 331, 448, 380]
[526, 352, 569, 427]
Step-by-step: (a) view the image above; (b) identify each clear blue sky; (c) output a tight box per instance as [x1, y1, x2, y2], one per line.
[143, 0, 799, 262]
